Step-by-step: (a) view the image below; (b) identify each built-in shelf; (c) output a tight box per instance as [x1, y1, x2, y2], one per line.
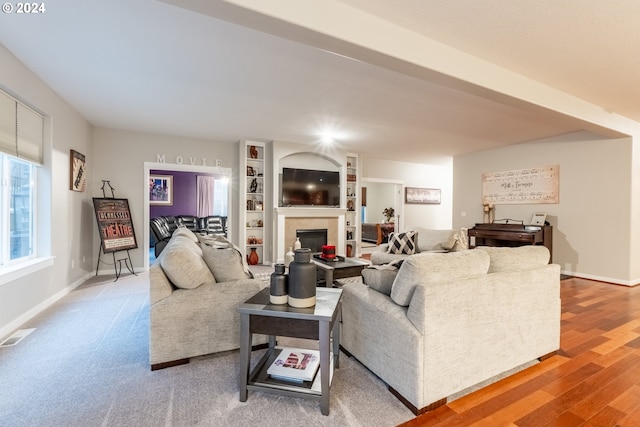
[240, 141, 269, 265]
[345, 154, 359, 257]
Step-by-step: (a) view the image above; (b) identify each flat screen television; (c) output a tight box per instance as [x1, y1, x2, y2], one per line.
[281, 168, 340, 207]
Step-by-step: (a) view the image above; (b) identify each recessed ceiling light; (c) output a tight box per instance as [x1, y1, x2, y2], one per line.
[321, 132, 335, 144]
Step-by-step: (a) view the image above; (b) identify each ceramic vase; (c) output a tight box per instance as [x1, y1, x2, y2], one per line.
[288, 248, 317, 308]
[284, 247, 294, 267]
[270, 264, 288, 304]
[294, 237, 301, 250]
[247, 247, 259, 265]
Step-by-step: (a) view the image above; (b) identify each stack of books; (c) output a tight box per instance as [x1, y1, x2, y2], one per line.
[267, 348, 320, 383]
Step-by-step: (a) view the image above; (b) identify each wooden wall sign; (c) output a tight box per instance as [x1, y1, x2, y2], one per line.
[482, 165, 559, 205]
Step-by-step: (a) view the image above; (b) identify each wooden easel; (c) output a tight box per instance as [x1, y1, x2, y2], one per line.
[94, 181, 137, 281]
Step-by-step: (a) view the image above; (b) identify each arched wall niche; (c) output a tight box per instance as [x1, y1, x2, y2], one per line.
[278, 151, 341, 172]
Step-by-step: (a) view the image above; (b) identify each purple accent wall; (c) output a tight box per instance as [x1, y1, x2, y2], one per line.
[149, 170, 200, 218]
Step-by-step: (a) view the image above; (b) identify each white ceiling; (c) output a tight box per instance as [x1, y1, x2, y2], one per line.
[0, 0, 637, 164]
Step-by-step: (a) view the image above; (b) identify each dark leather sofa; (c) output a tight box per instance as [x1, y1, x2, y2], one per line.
[150, 215, 227, 257]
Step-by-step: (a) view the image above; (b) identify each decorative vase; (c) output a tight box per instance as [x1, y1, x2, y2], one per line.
[346, 244, 353, 258]
[284, 247, 294, 267]
[288, 248, 316, 308]
[294, 237, 302, 250]
[249, 145, 258, 159]
[247, 247, 259, 265]
[270, 264, 288, 304]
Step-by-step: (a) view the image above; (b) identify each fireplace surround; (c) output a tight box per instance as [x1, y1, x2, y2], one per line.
[275, 207, 347, 264]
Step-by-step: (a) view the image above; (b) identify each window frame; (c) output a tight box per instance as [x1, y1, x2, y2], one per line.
[1, 154, 37, 267]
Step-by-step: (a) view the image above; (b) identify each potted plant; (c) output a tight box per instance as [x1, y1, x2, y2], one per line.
[382, 207, 395, 223]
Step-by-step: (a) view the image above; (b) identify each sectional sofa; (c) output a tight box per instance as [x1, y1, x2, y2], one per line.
[148, 227, 267, 370]
[340, 245, 560, 414]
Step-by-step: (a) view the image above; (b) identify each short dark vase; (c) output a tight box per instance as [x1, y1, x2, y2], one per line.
[287, 248, 317, 308]
[247, 247, 259, 265]
[270, 263, 288, 304]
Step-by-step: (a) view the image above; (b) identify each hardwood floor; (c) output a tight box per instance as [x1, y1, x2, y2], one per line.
[401, 277, 640, 427]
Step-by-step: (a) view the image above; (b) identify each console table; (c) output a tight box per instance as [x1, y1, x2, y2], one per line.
[468, 223, 553, 261]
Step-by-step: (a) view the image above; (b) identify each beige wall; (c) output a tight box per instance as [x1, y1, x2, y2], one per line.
[361, 156, 453, 229]
[92, 128, 239, 271]
[0, 45, 93, 338]
[454, 131, 636, 284]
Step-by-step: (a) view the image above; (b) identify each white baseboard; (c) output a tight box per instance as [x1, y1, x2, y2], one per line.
[0, 272, 90, 340]
[560, 269, 640, 287]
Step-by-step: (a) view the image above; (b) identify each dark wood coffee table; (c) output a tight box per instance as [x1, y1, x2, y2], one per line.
[312, 255, 369, 287]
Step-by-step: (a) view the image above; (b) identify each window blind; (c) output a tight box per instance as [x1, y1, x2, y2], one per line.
[0, 90, 16, 158]
[17, 103, 43, 164]
[0, 89, 44, 165]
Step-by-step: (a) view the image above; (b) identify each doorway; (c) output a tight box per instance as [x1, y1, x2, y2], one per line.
[143, 162, 232, 271]
[360, 178, 403, 251]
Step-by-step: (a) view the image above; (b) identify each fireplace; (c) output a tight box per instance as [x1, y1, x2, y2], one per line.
[296, 229, 328, 253]
[275, 207, 347, 264]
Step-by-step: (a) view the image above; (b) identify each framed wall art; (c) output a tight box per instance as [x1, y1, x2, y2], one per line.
[92, 198, 138, 253]
[70, 149, 86, 192]
[405, 187, 441, 204]
[482, 164, 559, 205]
[149, 174, 173, 206]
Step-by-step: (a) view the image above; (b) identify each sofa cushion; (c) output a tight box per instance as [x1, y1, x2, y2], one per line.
[172, 234, 204, 257]
[390, 250, 490, 306]
[173, 226, 199, 242]
[160, 241, 215, 289]
[361, 261, 403, 296]
[201, 244, 252, 282]
[406, 227, 456, 252]
[387, 231, 417, 255]
[474, 246, 550, 273]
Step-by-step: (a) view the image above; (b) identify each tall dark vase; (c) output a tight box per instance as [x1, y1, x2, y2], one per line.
[287, 248, 317, 308]
[270, 264, 288, 304]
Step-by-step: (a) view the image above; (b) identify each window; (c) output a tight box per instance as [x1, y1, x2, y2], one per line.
[213, 177, 228, 217]
[1, 154, 35, 265]
[0, 88, 43, 269]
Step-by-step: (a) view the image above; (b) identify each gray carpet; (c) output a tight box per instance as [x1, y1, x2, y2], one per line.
[0, 271, 414, 427]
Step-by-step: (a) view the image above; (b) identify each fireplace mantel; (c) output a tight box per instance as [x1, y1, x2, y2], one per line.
[275, 207, 347, 217]
[275, 207, 348, 263]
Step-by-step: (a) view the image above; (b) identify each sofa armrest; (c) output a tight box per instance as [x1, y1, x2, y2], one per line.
[149, 262, 174, 305]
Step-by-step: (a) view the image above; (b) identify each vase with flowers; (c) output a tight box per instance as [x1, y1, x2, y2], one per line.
[382, 207, 395, 223]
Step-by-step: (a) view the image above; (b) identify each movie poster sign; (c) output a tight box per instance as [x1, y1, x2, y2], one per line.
[92, 198, 138, 253]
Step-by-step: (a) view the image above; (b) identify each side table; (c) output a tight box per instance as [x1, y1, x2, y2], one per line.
[237, 287, 342, 415]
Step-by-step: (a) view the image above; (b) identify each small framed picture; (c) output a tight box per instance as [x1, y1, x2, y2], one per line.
[149, 175, 173, 206]
[70, 149, 86, 192]
[531, 212, 547, 226]
[405, 187, 441, 204]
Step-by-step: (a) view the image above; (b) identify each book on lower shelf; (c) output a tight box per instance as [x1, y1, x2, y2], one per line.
[267, 348, 320, 382]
